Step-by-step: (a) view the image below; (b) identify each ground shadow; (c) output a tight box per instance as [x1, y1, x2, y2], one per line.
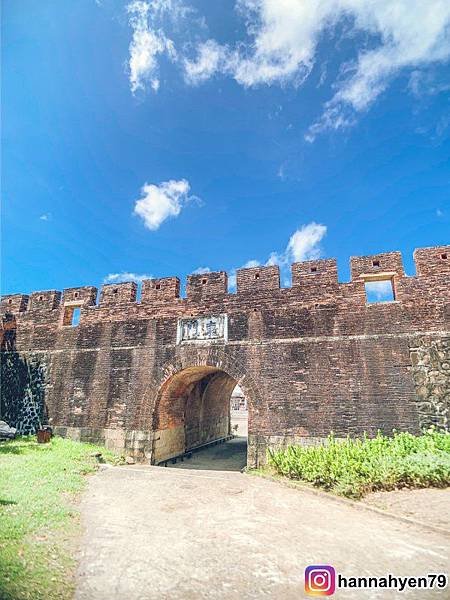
[0, 443, 24, 455]
[165, 437, 247, 472]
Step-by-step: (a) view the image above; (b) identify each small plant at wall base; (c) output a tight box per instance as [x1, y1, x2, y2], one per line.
[267, 430, 450, 499]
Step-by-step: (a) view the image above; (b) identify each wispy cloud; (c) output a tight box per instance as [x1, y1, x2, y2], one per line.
[184, 39, 229, 85]
[192, 267, 211, 275]
[103, 272, 152, 283]
[126, 1, 450, 136]
[231, 1, 450, 140]
[277, 164, 286, 180]
[408, 70, 450, 98]
[133, 178, 199, 230]
[127, 1, 177, 94]
[39, 213, 51, 221]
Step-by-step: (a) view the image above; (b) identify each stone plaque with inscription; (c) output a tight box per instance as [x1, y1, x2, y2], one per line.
[177, 315, 228, 343]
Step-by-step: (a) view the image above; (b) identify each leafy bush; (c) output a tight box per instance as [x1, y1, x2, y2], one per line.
[267, 430, 450, 498]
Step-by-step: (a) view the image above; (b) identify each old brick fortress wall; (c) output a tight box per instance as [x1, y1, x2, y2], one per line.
[1, 245, 449, 466]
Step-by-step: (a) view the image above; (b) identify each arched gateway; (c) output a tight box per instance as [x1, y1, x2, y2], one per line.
[153, 366, 241, 463]
[147, 345, 259, 465]
[1, 246, 449, 468]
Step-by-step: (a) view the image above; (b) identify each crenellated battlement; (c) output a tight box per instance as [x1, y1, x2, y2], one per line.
[1, 245, 449, 466]
[414, 246, 450, 277]
[1, 246, 449, 322]
[187, 271, 228, 300]
[1, 294, 29, 313]
[237, 265, 280, 294]
[141, 277, 180, 302]
[62, 286, 97, 306]
[100, 282, 137, 306]
[292, 258, 339, 287]
[28, 290, 61, 312]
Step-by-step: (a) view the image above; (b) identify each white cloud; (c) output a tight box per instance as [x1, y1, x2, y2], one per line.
[104, 272, 153, 283]
[184, 40, 228, 85]
[412, 72, 450, 99]
[228, 223, 326, 291]
[265, 222, 327, 267]
[192, 225, 326, 293]
[243, 259, 261, 268]
[233, 1, 450, 138]
[192, 267, 211, 274]
[180, 1, 450, 137]
[286, 222, 327, 262]
[127, 1, 177, 94]
[39, 213, 51, 221]
[125, 1, 450, 131]
[133, 178, 198, 230]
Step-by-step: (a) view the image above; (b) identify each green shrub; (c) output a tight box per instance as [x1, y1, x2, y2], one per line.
[267, 430, 450, 498]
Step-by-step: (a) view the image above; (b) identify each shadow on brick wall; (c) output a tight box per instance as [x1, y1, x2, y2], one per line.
[1, 313, 47, 434]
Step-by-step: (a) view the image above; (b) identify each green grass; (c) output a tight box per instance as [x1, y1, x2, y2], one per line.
[0, 436, 120, 600]
[267, 430, 450, 499]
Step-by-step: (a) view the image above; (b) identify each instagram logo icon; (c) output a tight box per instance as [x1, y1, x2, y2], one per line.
[305, 565, 336, 596]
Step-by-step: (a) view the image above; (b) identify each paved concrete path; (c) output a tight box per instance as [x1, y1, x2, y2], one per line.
[169, 436, 247, 471]
[76, 444, 449, 600]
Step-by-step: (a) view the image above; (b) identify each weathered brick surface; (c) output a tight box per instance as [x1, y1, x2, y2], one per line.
[1, 245, 449, 465]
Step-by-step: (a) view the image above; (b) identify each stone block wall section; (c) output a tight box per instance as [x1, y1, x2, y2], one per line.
[410, 338, 450, 432]
[1, 245, 449, 466]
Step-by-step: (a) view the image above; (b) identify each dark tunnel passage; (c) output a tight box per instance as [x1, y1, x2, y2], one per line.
[152, 366, 247, 466]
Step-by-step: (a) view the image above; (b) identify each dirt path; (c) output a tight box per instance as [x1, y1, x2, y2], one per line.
[75, 444, 449, 600]
[363, 488, 450, 530]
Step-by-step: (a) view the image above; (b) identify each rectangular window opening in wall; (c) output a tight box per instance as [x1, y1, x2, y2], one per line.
[72, 307, 81, 326]
[63, 306, 82, 326]
[365, 279, 395, 304]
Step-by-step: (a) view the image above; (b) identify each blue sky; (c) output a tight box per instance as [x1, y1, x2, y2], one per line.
[2, 0, 449, 297]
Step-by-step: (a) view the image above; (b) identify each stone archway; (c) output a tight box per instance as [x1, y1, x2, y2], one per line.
[151, 365, 239, 464]
[137, 347, 261, 466]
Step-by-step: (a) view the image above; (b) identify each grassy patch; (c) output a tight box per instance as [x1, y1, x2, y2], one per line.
[0, 436, 119, 600]
[267, 430, 450, 499]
